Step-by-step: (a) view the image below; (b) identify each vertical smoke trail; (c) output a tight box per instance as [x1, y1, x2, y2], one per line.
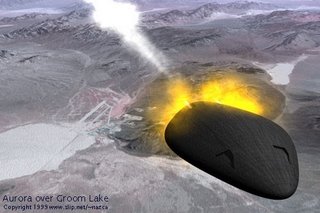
[85, 0, 167, 72]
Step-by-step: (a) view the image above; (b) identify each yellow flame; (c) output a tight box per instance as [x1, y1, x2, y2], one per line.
[201, 78, 263, 115]
[160, 78, 192, 125]
[158, 77, 263, 126]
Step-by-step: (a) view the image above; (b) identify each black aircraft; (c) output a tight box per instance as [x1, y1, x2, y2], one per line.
[165, 101, 299, 200]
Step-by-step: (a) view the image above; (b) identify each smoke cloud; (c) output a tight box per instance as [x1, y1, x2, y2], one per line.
[85, 0, 167, 72]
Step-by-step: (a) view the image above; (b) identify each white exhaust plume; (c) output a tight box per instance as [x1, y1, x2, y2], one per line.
[85, 0, 167, 72]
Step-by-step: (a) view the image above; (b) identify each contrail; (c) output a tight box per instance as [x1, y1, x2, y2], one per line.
[85, 0, 167, 72]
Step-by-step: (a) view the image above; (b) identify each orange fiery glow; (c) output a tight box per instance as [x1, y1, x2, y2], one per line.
[158, 76, 263, 126]
[160, 78, 192, 125]
[201, 78, 263, 115]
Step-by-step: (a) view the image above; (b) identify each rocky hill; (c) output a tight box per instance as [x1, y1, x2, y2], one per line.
[143, 1, 279, 26]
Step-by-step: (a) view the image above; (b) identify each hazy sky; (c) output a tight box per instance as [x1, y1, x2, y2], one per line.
[0, 0, 319, 10]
